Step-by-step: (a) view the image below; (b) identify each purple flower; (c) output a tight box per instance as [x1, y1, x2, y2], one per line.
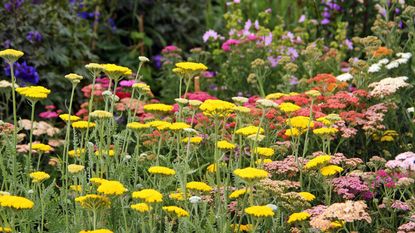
[321, 18, 330, 25]
[344, 39, 353, 50]
[267, 56, 281, 68]
[298, 15, 306, 23]
[263, 33, 272, 46]
[152, 55, 163, 69]
[108, 18, 116, 31]
[3, 40, 12, 48]
[286, 47, 299, 60]
[4, 61, 39, 84]
[289, 76, 298, 85]
[26, 31, 43, 43]
[244, 19, 252, 33]
[202, 71, 216, 78]
[203, 29, 219, 43]
[254, 20, 260, 30]
[4, 0, 24, 12]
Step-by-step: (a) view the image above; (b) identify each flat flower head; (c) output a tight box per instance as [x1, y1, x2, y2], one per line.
[72, 121, 96, 130]
[320, 165, 343, 176]
[68, 148, 85, 158]
[75, 194, 110, 209]
[132, 189, 163, 203]
[0, 49, 24, 63]
[68, 164, 85, 174]
[284, 128, 302, 137]
[199, 99, 235, 118]
[175, 62, 207, 73]
[169, 122, 191, 131]
[143, 103, 173, 113]
[65, 73, 83, 85]
[0, 195, 34, 210]
[313, 127, 338, 136]
[287, 212, 310, 223]
[79, 229, 113, 233]
[244, 205, 274, 217]
[186, 181, 213, 192]
[254, 147, 275, 157]
[59, 114, 80, 122]
[29, 171, 50, 183]
[266, 92, 286, 100]
[31, 143, 53, 153]
[148, 166, 176, 176]
[169, 192, 185, 201]
[229, 189, 248, 199]
[90, 110, 113, 119]
[182, 136, 203, 144]
[286, 116, 314, 129]
[85, 63, 104, 74]
[278, 102, 301, 113]
[0, 227, 12, 232]
[304, 155, 331, 169]
[127, 122, 150, 131]
[235, 126, 264, 136]
[90, 177, 108, 185]
[97, 180, 127, 195]
[233, 167, 268, 181]
[131, 203, 151, 213]
[16, 86, 51, 102]
[298, 192, 316, 201]
[217, 140, 236, 150]
[162, 206, 190, 218]
[102, 64, 132, 80]
[230, 224, 252, 232]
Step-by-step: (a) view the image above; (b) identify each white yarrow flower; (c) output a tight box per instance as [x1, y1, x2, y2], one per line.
[407, 107, 415, 113]
[378, 58, 389, 65]
[368, 64, 381, 73]
[397, 52, 412, 59]
[385, 60, 400, 70]
[336, 73, 353, 82]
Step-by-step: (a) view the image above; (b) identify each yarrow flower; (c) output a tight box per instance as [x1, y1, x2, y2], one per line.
[0, 195, 34, 210]
[29, 171, 50, 183]
[68, 164, 85, 174]
[235, 126, 265, 136]
[182, 136, 203, 144]
[368, 76, 410, 98]
[143, 103, 173, 113]
[279, 102, 301, 113]
[127, 122, 150, 130]
[169, 122, 191, 131]
[234, 167, 269, 181]
[162, 206, 190, 217]
[131, 203, 151, 213]
[85, 63, 104, 74]
[75, 194, 111, 209]
[287, 212, 310, 223]
[304, 155, 331, 169]
[101, 64, 132, 80]
[16, 86, 51, 102]
[286, 116, 314, 129]
[244, 205, 275, 217]
[186, 181, 213, 192]
[254, 147, 275, 157]
[199, 99, 235, 118]
[148, 166, 176, 176]
[174, 62, 207, 74]
[65, 73, 83, 85]
[79, 229, 113, 233]
[59, 114, 80, 122]
[97, 180, 127, 195]
[90, 110, 113, 119]
[217, 140, 236, 150]
[0, 48, 24, 64]
[298, 192, 316, 201]
[31, 143, 53, 153]
[229, 189, 248, 199]
[132, 189, 163, 203]
[320, 165, 343, 176]
[72, 121, 96, 129]
[68, 148, 85, 157]
[313, 127, 338, 136]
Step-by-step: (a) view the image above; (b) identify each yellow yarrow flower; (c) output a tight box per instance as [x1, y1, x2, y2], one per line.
[199, 99, 235, 118]
[132, 189, 163, 203]
[101, 64, 132, 79]
[169, 192, 185, 201]
[284, 128, 302, 137]
[265, 92, 286, 100]
[90, 110, 113, 119]
[72, 121, 96, 129]
[298, 192, 316, 201]
[182, 136, 203, 144]
[278, 102, 301, 113]
[175, 62, 207, 72]
[16, 86, 50, 101]
[148, 166, 176, 176]
[79, 229, 113, 233]
[59, 114, 80, 122]
[65, 73, 83, 85]
[162, 206, 190, 217]
[0, 227, 12, 232]
[235, 126, 264, 136]
[233, 167, 268, 181]
[287, 212, 310, 223]
[70, 185, 82, 192]
[68, 164, 85, 174]
[75, 194, 110, 209]
[320, 165, 343, 176]
[305, 90, 321, 97]
[255, 158, 273, 165]
[90, 177, 108, 185]
[169, 122, 191, 131]
[68, 148, 85, 157]
[143, 103, 173, 113]
[97, 180, 127, 195]
[253, 147, 275, 157]
[230, 224, 252, 232]
[127, 122, 150, 130]
[0, 195, 34, 210]
[0, 49, 24, 64]
[244, 205, 274, 217]
[31, 143, 53, 153]
[217, 140, 236, 150]
[131, 203, 151, 213]
[286, 116, 314, 129]
[186, 181, 213, 192]
[304, 155, 331, 169]
[313, 127, 338, 136]
[85, 63, 104, 73]
[229, 189, 248, 199]
[29, 171, 50, 183]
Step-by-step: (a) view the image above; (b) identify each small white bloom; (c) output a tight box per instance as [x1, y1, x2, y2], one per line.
[125, 154, 132, 160]
[266, 204, 278, 211]
[189, 100, 202, 107]
[378, 58, 389, 65]
[396, 58, 409, 64]
[139, 56, 150, 62]
[183, 128, 198, 134]
[336, 73, 353, 82]
[27, 189, 34, 194]
[256, 99, 278, 108]
[407, 107, 414, 113]
[247, 134, 265, 142]
[386, 60, 400, 69]
[368, 64, 381, 73]
[397, 52, 412, 59]
[175, 98, 189, 105]
[232, 96, 249, 104]
[189, 196, 202, 204]
[0, 191, 10, 196]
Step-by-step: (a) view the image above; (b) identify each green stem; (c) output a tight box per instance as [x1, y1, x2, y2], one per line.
[9, 63, 18, 192]
[27, 101, 37, 174]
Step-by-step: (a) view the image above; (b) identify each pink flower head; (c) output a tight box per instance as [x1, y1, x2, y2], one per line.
[39, 111, 59, 119]
[119, 80, 136, 87]
[221, 39, 240, 52]
[161, 45, 179, 53]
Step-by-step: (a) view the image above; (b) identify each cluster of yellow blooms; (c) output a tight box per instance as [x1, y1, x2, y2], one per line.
[31, 143, 53, 153]
[79, 229, 113, 233]
[182, 136, 203, 144]
[29, 171, 50, 183]
[16, 86, 51, 101]
[287, 212, 310, 224]
[233, 167, 269, 181]
[97, 180, 127, 195]
[186, 181, 213, 192]
[132, 189, 163, 203]
[217, 140, 236, 150]
[229, 189, 248, 199]
[244, 205, 274, 217]
[75, 194, 111, 209]
[59, 114, 81, 122]
[278, 102, 301, 113]
[72, 121, 96, 129]
[235, 125, 265, 136]
[101, 63, 132, 79]
[131, 202, 151, 213]
[162, 206, 190, 218]
[148, 166, 176, 176]
[173, 61, 208, 75]
[199, 99, 235, 118]
[0, 195, 34, 209]
[90, 110, 113, 119]
[0, 48, 24, 63]
[143, 103, 174, 113]
[253, 147, 275, 157]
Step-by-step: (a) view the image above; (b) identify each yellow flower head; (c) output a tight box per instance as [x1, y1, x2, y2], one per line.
[94, 149, 116, 157]
[320, 165, 343, 176]
[287, 212, 310, 224]
[29, 171, 50, 183]
[286, 116, 314, 129]
[0, 227, 12, 232]
[255, 159, 273, 165]
[85, 63, 104, 74]
[162, 206, 190, 218]
[75, 194, 110, 209]
[298, 192, 316, 201]
[132, 189, 163, 203]
[169, 122, 191, 131]
[169, 192, 185, 201]
[305, 90, 321, 97]
[68, 164, 85, 174]
[244, 205, 274, 217]
[16, 86, 51, 101]
[235, 126, 264, 136]
[79, 229, 113, 233]
[233, 106, 251, 114]
[101, 64, 132, 79]
[90, 110, 113, 119]
[131, 203, 151, 213]
[304, 155, 331, 169]
[0, 49, 24, 63]
[70, 185, 82, 192]
[68, 148, 85, 158]
[65, 73, 83, 84]
[0, 195, 34, 210]
[175, 62, 207, 73]
[313, 127, 338, 136]
[31, 143, 53, 153]
[233, 167, 268, 181]
[284, 128, 302, 137]
[143, 103, 173, 113]
[90, 177, 108, 185]
[206, 163, 226, 173]
[72, 121, 96, 129]
[199, 99, 235, 118]
[265, 92, 286, 100]
[182, 136, 203, 144]
[186, 181, 213, 192]
[132, 83, 151, 93]
[254, 147, 275, 157]
[59, 114, 80, 122]
[97, 180, 127, 195]
[229, 189, 248, 199]
[148, 166, 176, 176]
[278, 102, 301, 113]
[127, 122, 150, 131]
[217, 140, 236, 150]
[230, 224, 252, 232]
